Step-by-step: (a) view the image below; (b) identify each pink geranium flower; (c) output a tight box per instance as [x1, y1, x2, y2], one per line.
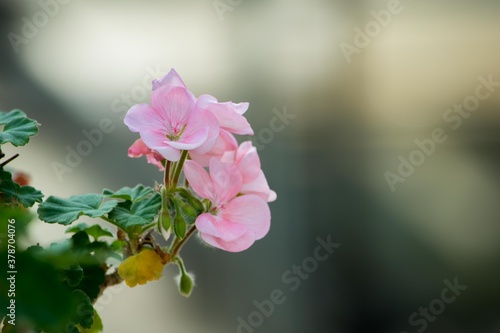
[221, 141, 277, 202]
[124, 69, 220, 162]
[152, 70, 252, 137]
[128, 138, 165, 171]
[184, 158, 271, 252]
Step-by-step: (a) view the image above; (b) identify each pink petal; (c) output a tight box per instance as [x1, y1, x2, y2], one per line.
[232, 102, 249, 115]
[145, 152, 165, 171]
[195, 213, 247, 242]
[136, 127, 180, 161]
[168, 108, 219, 151]
[151, 145, 181, 162]
[200, 231, 256, 253]
[209, 158, 242, 205]
[184, 160, 215, 200]
[190, 129, 238, 167]
[196, 94, 217, 106]
[197, 94, 253, 135]
[152, 69, 187, 91]
[125, 104, 182, 161]
[221, 194, 270, 240]
[240, 170, 277, 202]
[234, 141, 261, 183]
[128, 139, 151, 157]
[124, 104, 170, 134]
[167, 127, 208, 150]
[220, 150, 236, 164]
[267, 190, 277, 202]
[186, 109, 220, 154]
[128, 139, 165, 170]
[151, 86, 195, 133]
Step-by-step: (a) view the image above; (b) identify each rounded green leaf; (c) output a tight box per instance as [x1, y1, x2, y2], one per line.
[38, 194, 118, 225]
[0, 109, 39, 146]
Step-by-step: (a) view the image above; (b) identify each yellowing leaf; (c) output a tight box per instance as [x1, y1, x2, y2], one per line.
[118, 249, 163, 287]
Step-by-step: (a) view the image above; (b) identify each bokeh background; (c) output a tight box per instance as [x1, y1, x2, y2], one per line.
[1, 0, 500, 332]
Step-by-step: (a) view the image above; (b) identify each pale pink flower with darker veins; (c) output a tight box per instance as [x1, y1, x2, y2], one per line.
[221, 141, 277, 202]
[124, 69, 220, 162]
[184, 158, 271, 252]
[128, 138, 165, 171]
[153, 71, 253, 137]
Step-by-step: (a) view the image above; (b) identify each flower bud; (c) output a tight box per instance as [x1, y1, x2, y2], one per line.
[159, 188, 172, 241]
[172, 196, 197, 224]
[176, 271, 195, 297]
[173, 212, 186, 239]
[177, 188, 204, 214]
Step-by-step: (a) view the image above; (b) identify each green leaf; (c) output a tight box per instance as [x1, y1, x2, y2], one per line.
[38, 194, 118, 225]
[78, 263, 106, 302]
[14, 185, 44, 207]
[66, 223, 113, 241]
[70, 290, 94, 329]
[59, 264, 84, 287]
[0, 251, 76, 331]
[0, 109, 39, 146]
[66, 233, 107, 302]
[0, 170, 44, 207]
[103, 185, 154, 202]
[110, 239, 126, 252]
[107, 192, 161, 232]
[78, 310, 103, 333]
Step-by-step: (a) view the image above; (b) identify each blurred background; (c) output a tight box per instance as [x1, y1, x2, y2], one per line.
[1, 0, 500, 332]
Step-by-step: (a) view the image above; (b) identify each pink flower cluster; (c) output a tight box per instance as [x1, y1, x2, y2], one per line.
[124, 69, 275, 252]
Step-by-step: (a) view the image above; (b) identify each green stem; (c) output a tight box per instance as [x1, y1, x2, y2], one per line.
[172, 150, 188, 189]
[171, 225, 197, 258]
[164, 161, 172, 189]
[175, 256, 187, 274]
[101, 216, 140, 255]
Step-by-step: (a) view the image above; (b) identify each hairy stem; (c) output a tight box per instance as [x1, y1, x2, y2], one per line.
[171, 225, 197, 258]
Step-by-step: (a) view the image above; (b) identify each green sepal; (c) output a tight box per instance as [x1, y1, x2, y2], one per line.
[171, 196, 197, 225]
[159, 188, 172, 232]
[177, 188, 204, 214]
